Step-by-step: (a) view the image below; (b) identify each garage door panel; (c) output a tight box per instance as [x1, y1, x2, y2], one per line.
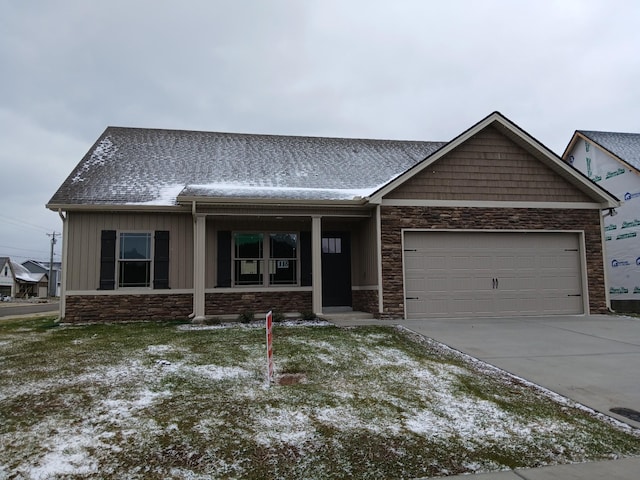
[404, 232, 584, 319]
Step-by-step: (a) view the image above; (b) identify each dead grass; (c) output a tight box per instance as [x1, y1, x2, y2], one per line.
[0, 316, 638, 479]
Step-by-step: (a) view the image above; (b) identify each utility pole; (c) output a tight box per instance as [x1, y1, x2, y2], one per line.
[46, 232, 59, 298]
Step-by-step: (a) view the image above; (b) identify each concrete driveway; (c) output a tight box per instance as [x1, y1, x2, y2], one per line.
[399, 314, 640, 428]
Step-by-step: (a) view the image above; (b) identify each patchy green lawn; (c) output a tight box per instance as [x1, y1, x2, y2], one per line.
[0, 316, 638, 479]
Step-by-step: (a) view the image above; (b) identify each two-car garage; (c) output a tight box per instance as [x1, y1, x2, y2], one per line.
[403, 231, 586, 319]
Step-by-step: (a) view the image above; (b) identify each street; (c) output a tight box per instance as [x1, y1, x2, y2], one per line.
[0, 302, 59, 318]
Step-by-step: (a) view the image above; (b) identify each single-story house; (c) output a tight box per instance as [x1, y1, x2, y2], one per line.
[22, 260, 62, 297]
[47, 112, 618, 323]
[563, 130, 640, 312]
[0, 257, 49, 299]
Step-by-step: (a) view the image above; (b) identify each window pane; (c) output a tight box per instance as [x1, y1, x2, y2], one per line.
[120, 233, 151, 260]
[322, 237, 342, 254]
[119, 261, 151, 287]
[235, 233, 263, 259]
[234, 259, 263, 285]
[269, 259, 297, 285]
[270, 233, 297, 258]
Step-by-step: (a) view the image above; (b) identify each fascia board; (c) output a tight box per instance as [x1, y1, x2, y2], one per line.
[46, 203, 189, 213]
[561, 131, 582, 159]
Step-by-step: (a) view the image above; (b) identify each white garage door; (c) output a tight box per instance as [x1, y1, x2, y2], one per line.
[404, 231, 584, 319]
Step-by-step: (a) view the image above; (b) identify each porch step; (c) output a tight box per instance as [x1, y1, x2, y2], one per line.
[319, 310, 376, 322]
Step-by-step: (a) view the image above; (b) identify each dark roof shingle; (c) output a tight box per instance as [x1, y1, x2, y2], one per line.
[48, 127, 445, 206]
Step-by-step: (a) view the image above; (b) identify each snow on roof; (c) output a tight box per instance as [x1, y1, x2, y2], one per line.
[48, 128, 445, 206]
[10, 262, 43, 283]
[580, 130, 640, 171]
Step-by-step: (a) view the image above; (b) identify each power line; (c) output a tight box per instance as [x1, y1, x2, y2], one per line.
[0, 214, 56, 234]
[0, 244, 60, 256]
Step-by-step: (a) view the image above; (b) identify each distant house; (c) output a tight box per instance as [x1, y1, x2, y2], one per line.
[0, 257, 49, 299]
[563, 131, 640, 312]
[22, 260, 62, 297]
[47, 112, 618, 323]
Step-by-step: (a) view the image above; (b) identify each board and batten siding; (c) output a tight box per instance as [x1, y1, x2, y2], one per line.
[352, 215, 378, 287]
[65, 212, 193, 291]
[385, 126, 593, 202]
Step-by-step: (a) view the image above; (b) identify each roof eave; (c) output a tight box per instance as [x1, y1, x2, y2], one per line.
[46, 203, 189, 213]
[176, 195, 369, 207]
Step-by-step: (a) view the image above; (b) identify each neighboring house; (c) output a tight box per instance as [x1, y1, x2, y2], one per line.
[47, 112, 618, 323]
[22, 260, 62, 297]
[563, 130, 640, 312]
[0, 257, 48, 298]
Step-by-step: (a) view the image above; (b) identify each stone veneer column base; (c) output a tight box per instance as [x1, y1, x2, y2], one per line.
[352, 289, 379, 316]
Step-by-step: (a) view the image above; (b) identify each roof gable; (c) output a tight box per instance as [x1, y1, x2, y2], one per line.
[384, 125, 593, 203]
[371, 112, 618, 208]
[564, 131, 640, 172]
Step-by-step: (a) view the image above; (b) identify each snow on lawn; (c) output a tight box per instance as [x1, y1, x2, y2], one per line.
[1, 321, 639, 479]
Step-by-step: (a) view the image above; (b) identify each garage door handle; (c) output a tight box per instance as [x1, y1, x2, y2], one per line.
[406, 297, 419, 300]
[492, 278, 499, 289]
[567, 294, 582, 297]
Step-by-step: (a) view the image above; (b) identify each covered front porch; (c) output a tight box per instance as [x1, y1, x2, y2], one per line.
[189, 204, 381, 322]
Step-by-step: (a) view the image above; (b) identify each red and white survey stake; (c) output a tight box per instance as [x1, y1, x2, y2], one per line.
[266, 310, 274, 385]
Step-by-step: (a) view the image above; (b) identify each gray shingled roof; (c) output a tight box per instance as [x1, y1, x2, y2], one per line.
[580, 130, 640, 171]
[48, 127, 445, 206]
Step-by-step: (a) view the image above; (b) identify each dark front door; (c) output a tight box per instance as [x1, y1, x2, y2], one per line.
[321, 232, 352, 307]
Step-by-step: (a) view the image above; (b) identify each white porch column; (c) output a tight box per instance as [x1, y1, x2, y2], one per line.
[311, 215, 323, 315]
[376, 204, 384, 315]
[192, 214, 206, 322]
[59, 210, 68, 320]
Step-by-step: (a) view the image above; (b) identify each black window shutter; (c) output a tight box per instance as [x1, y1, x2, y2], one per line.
[99, 230, 116, 290]
[300, 231, 312, 286]
[154, 230, 170, 289]
[217, 231, 232, 287]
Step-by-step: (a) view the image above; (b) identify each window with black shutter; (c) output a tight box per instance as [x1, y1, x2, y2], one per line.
[154, 231, 170, 289]
[99, 230, 116, 290]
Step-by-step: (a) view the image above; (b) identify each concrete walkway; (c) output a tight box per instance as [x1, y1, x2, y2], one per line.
[327, 313, 640, 479]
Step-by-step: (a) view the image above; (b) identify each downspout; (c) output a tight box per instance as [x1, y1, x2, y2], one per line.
[189, 200, 197, 319]
[375, 204, 384, 317]
[58, 209, 68, 321]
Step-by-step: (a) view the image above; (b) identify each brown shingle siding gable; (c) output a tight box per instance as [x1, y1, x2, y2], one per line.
[384, 126, 593, 202]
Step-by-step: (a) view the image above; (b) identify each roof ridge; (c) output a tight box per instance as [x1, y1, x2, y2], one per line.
[102, 125, 446, 144]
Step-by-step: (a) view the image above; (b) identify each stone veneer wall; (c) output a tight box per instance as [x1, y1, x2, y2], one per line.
[64, 291, 313, 323]
[380, 206, 606, 319]
[352, 289, 379, 315]
[64, 294, 193, 323]
[205, 290, 312, 316]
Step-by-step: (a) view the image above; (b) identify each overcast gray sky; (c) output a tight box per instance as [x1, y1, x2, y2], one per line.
[1, 0, 639, 263]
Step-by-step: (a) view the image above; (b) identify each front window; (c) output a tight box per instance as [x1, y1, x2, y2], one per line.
[233, 232, 298, 286]
[119, 233, 152, 287]
[269, 233, 297, 285]
[234, 233, 264, 286]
